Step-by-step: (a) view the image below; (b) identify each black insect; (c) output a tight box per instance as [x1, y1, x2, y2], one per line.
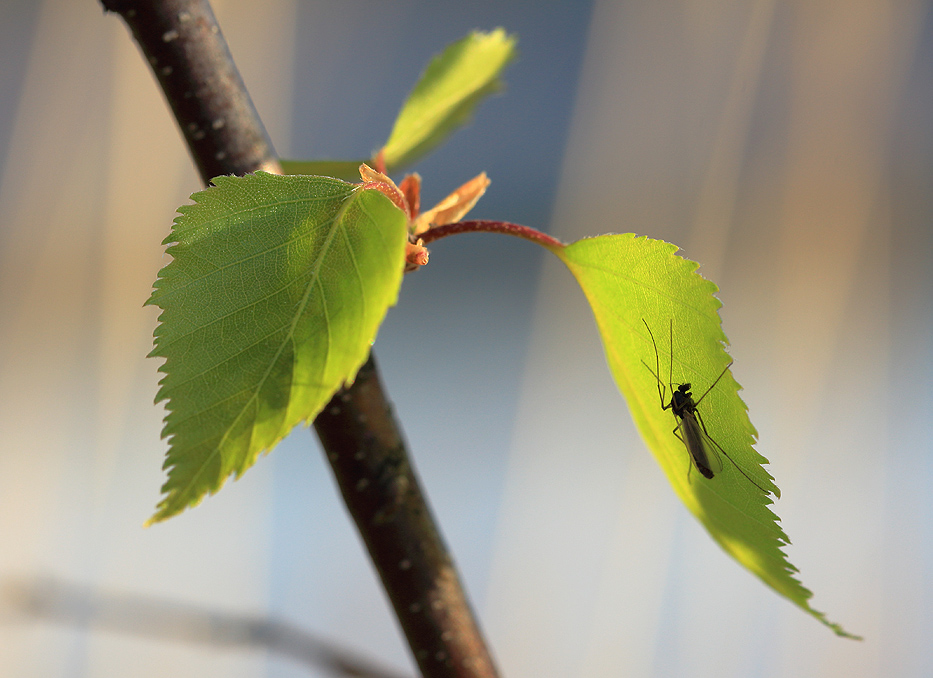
[642, 319, 768, 493]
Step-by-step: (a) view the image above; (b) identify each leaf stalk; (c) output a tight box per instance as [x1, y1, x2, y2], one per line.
[419, 219, 564, 250]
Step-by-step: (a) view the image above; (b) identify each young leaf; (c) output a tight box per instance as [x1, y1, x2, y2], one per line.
[552, 233, 858, 638]
[147, 172, 408, 523]
[379, 29, 517, 171]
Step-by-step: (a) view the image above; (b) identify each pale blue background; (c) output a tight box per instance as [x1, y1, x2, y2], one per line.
[0, 2, 931, 677]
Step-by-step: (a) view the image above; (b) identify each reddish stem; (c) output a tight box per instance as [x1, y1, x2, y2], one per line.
[419, 220, 565, 251]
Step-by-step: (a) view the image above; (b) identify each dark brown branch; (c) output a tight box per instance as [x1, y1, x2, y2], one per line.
[101, 2, 499, 676]
[100, 0, 280, 180]
[315, 357, 499, 678]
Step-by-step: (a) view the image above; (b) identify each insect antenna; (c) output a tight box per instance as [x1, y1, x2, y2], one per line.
[641, 319, 667, 409]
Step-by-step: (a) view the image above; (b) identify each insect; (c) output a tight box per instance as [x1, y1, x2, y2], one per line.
[642, 319, 769, 493]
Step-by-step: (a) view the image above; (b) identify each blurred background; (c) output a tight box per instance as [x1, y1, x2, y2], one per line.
[1, 0, 931, 676]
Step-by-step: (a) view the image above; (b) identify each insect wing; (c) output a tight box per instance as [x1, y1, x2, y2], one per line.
[679, 412, 718, 479]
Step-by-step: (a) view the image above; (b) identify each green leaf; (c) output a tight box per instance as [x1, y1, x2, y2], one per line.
[146, 171, 408, 523]
[280, 159, 366, 181]
[553, 233, 858, 638]
[380, 28, 517, 171]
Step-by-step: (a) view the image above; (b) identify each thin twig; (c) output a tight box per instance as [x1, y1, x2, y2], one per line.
[419, 219, 564, 250]
[5, 576, 410, 678]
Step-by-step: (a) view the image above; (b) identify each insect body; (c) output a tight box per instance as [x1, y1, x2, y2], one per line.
[667, 381, 718, 479]
[642, 319, 768, 493]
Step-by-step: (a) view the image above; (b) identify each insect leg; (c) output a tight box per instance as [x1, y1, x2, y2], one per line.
[692, 360, 734, 408]
[670, 418, 695, 482]
[693, 409, 769, 494]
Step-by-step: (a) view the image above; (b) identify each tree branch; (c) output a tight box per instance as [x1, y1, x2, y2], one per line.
[314, 357, 499, 677]
[101, 0, 279, 179]
[101, 2, 499, 676]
